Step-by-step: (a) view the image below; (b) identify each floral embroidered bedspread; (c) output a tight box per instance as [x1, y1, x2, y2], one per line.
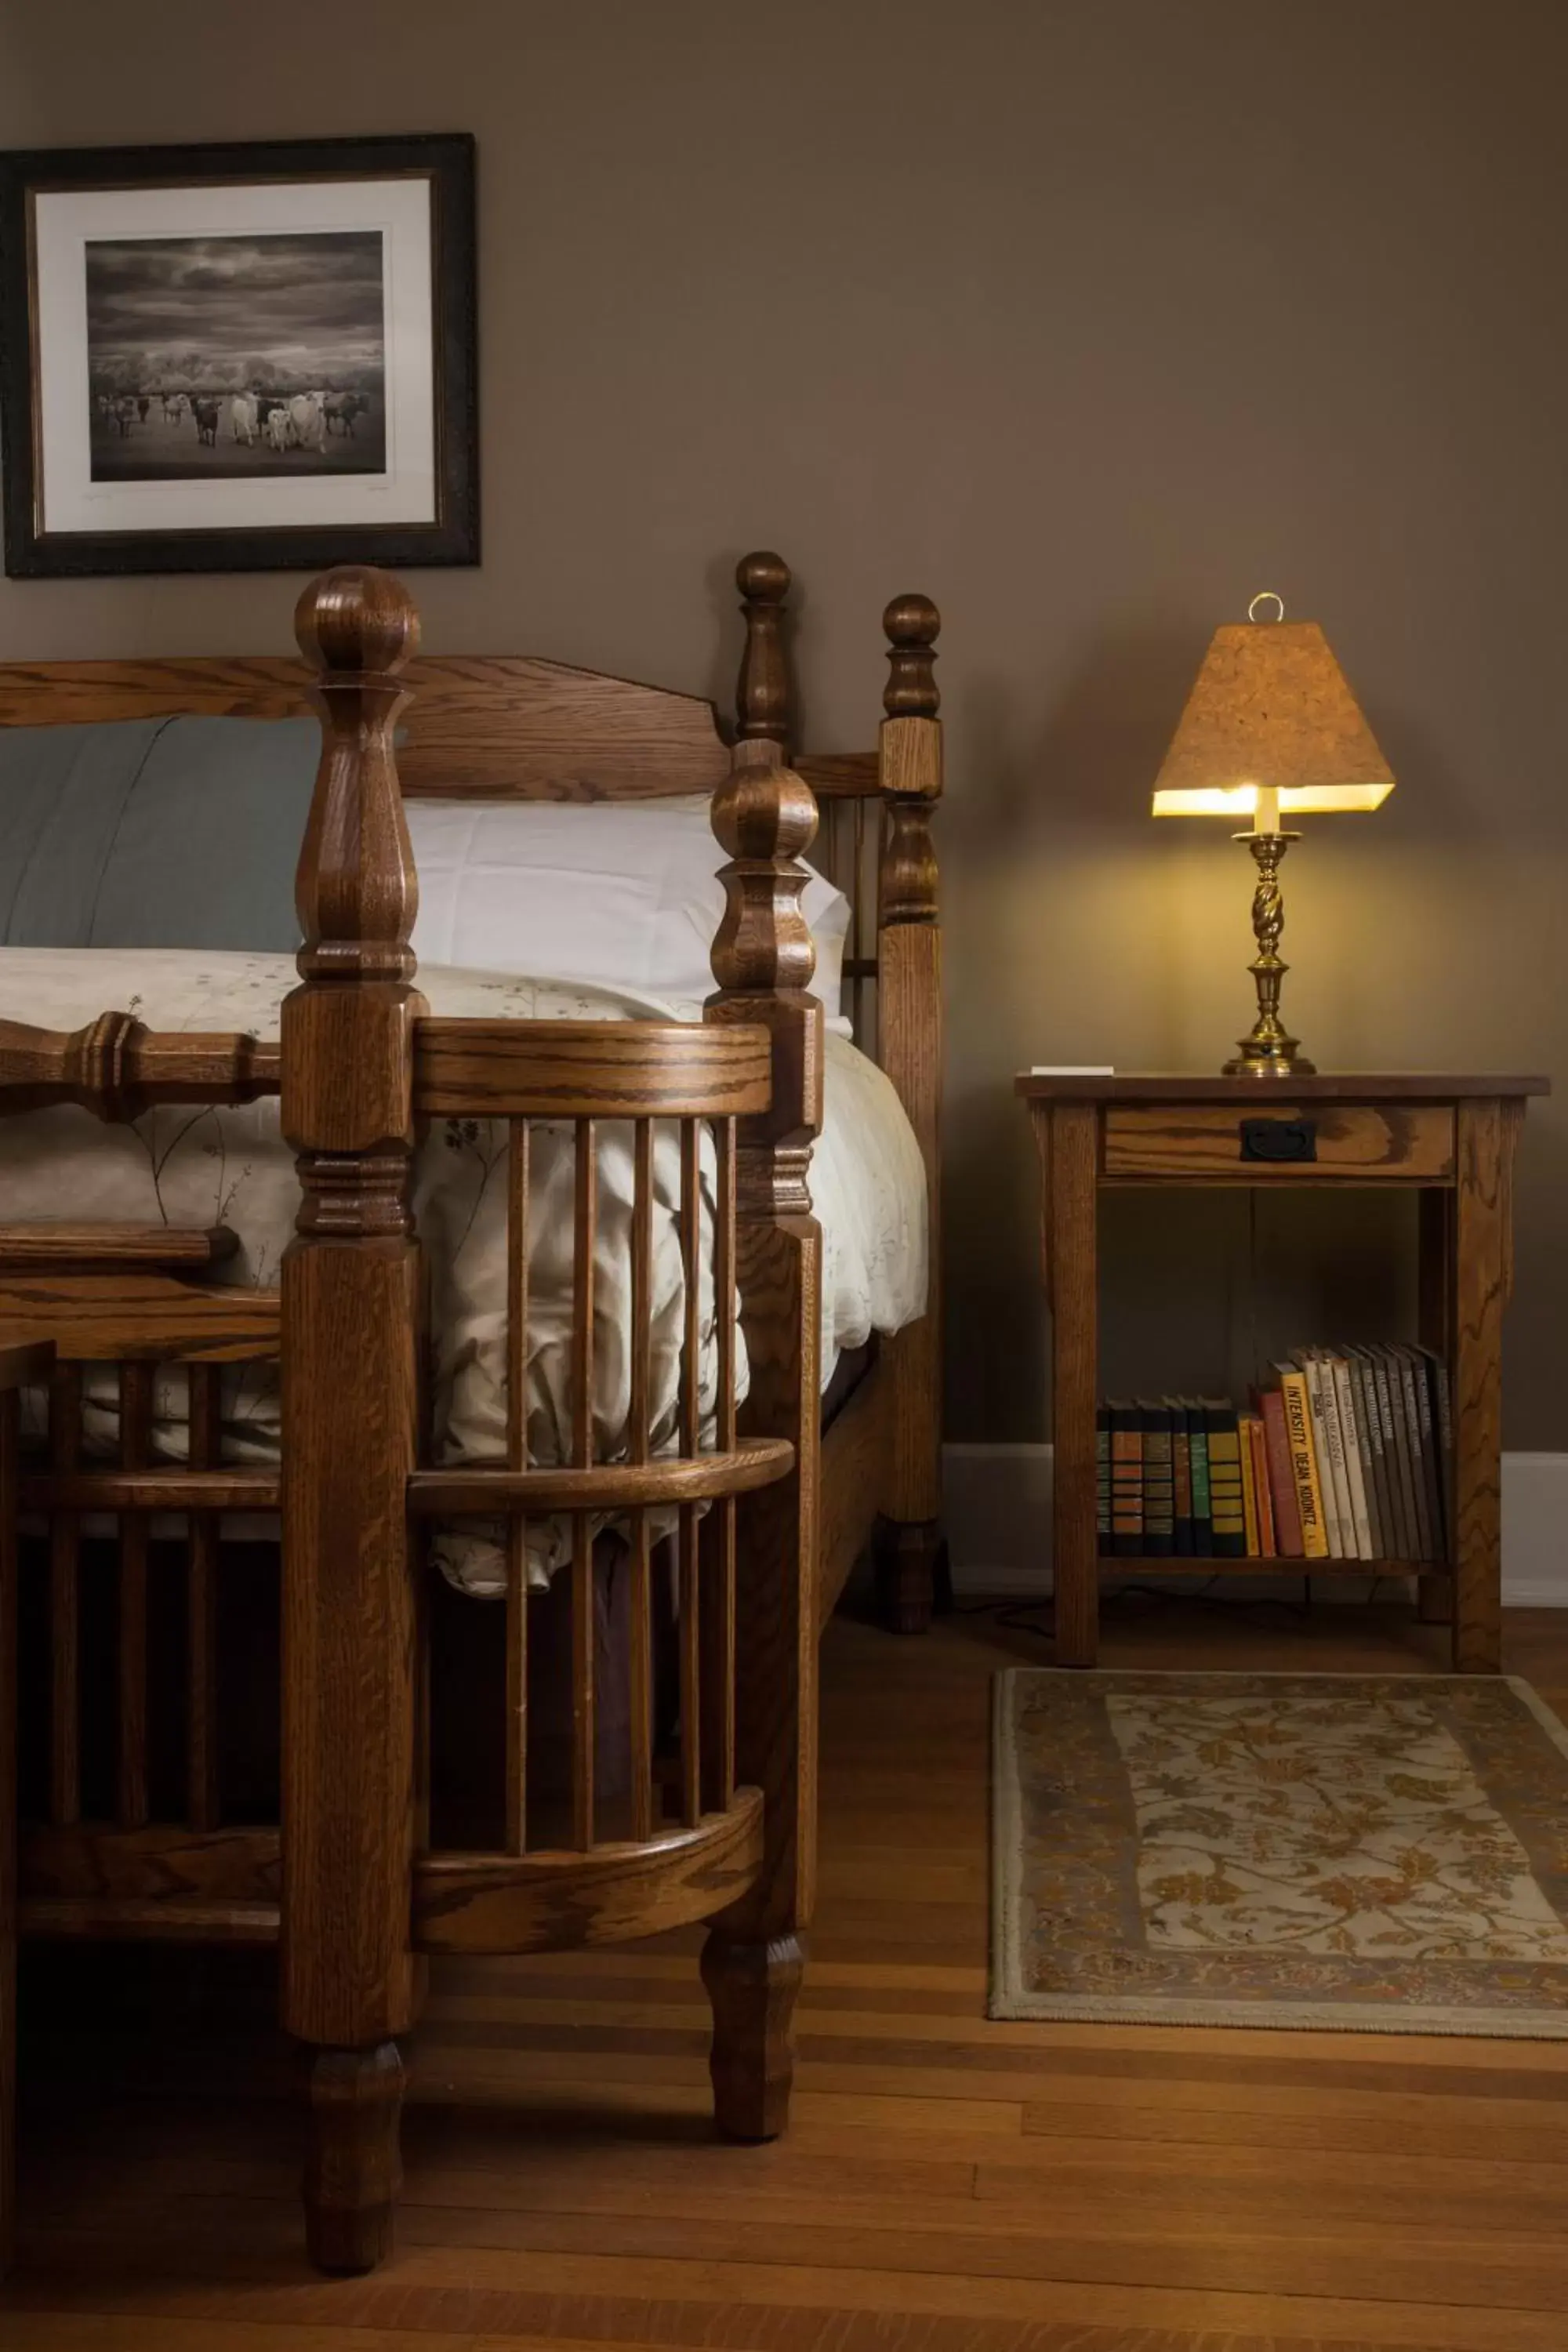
[0, 949, 926, 1592]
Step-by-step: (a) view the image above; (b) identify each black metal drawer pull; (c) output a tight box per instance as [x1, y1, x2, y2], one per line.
[1240, 1116, 1317, 1163]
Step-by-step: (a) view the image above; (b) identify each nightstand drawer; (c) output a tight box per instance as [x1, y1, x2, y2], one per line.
[1102, 1102, 1456, 1181]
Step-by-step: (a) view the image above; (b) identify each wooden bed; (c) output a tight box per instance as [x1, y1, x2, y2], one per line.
[0, 552, 943, 2273]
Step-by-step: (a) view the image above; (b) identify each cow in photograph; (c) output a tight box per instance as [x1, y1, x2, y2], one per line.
[229, 394, 258, 447]
[192, 397, 220, 448]
[265, 407, 291, 452]
[288, 393, 327, 452]
[111, 397, 136, 437]
[136, 395, 151, 425]
[325, 391, 366, 437]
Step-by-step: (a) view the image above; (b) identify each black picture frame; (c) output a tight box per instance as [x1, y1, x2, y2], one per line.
[0, 131, 477, 577]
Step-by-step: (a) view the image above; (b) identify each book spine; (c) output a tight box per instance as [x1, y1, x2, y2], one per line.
[1349, 1352, 1392, 1562]
[1169, 1402, 1194, 1558]
[1330, 1355, 1374, 1561]
[1238, 1413, 1260, 1558]
[1186, 1403, 1213, 1554]
[1206, 1404, 1247, 1559]
[1260, 1388, 1305, 1557]
[1403, 1345, 1446, 1566]
[1247, 1413, 1276, 1556]
[1420, 1346, 1455, 1563]
[1109, 1400, 1143, 1557]
[1299, 1355, 1345, 1559]
[1096, 1404, 1112, 1557]
[1279, 1369, 1330, 1561]
[1141, 1402, 1174, 1557]
[1394, 1346, 1436, 1560]
[1371, 1345, 1417, 1558]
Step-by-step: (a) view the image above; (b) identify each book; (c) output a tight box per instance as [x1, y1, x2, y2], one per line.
[1274, 1362, 1330, 1560]
[1415, 1344, 1454, 1563]
[1329, 1354, 1374, 1560]
[1237, 1412, 1260, 1557]
[1108, 1399, 1143, 1556]
[1140, 1401, 1175, 1556]
[1096, 1403, 1112, 1556]
[1391, 1345, 1436, 1561]
[1259, 1386, 1305, 1557]
[1204, 1400, 1247, 1559]
[1370, 1343, 1419, 1558]
[1167, 1399, 1195, 1558]
[1401, 1345, 1446, 1566]
[1182, 1396, 1214, 1554]
[1245, 1411, 1276, 1556]
[1347, 1347, 1394, 1562]
[1029, 1065, 1115, 1076]
[1295, 1352, 1346, 1559]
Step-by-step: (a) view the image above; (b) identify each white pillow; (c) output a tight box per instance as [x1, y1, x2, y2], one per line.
[405, 800, 852, 1032]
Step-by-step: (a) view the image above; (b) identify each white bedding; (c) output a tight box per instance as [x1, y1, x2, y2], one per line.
[0, 949, 927, 1590]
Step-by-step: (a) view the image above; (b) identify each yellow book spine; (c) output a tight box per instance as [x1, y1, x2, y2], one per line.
[1279, 1370, 1330, 1561]
[1238, 1416, 1260, 1557]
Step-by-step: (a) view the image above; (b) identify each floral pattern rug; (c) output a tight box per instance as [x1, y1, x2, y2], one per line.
[991, 1670, 1568, 2035]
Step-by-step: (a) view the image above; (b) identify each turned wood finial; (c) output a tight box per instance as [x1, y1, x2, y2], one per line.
[735, 550, 792, 747]
[882, 593, 940, 719]
[293, 565, 422, 989]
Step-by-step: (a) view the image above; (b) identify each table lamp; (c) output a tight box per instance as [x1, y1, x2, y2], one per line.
[1151, 593, 1394, 1076]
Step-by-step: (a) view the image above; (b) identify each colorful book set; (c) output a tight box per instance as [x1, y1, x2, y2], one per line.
[1097, 1345, 1453, 1564]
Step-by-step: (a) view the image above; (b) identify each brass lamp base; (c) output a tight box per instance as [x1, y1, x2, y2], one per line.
[1221, 829, 1317, 1077]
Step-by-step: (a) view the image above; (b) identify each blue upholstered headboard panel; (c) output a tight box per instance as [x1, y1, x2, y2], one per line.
[0, 716, 319, 951]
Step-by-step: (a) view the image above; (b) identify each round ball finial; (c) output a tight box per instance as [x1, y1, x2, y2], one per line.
[882, 590, 940, 718]
[295, 564, 420, 677]
[736, 549, 790, 605]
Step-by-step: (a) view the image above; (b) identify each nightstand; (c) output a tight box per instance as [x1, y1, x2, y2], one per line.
[1015, 1075, 1548, 1672]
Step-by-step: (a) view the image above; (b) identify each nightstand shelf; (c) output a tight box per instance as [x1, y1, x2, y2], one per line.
[1017, 1073, 1549, 1672]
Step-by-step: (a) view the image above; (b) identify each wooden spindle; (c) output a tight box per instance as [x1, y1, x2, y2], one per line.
[48, 1365, 82, 1827]
[702, 1118, 739, 1813]
[504, 1118, 531, 1854]
[571, 1119, 597, 1849]
[186, 1364, 222, 1832]
[117, 1361, 154, 1831]
[735, 551, 792, 748]
[628, 1119, 655, 1842]
[677, 1122, 702, 1824]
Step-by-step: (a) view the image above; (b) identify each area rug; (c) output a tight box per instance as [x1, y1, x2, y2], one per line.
[991, 1668, 1568, 2036]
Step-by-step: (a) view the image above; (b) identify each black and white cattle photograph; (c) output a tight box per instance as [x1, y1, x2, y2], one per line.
[84, 230, 387, 480]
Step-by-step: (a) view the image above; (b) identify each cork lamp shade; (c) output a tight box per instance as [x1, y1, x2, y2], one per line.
[1151, 617, 1394, 819]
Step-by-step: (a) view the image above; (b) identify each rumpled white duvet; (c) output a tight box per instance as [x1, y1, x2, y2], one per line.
[0, 949, 927, 1593]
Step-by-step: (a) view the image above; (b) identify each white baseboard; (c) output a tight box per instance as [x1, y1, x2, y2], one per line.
[944, 1443, 1568, 1606]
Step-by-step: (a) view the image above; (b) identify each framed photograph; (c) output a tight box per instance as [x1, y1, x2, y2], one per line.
[0, 132, 477, 576]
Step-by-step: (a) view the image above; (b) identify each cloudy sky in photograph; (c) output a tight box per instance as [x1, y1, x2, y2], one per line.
[85, 230, 385, 390]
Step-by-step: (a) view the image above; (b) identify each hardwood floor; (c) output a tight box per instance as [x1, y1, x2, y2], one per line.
[9, 1595, 1568, 2350]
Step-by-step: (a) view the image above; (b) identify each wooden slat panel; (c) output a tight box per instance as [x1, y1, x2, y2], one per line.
[185, 1366, 221, 1834]
[47, 1363, 82, 1828]
[117, 1362, 154, 1831]
[415, 1020, 772, 1120]
[0, 1225, 238, 1269]
[0, 649, 735, 804]
[571, 1518, 593, 1854]
[504, 1120, 530, 1856]
[705, 1118, 739, 1812]
[0, 1273, 278, 1363]
[677, 1125, 702, 1824]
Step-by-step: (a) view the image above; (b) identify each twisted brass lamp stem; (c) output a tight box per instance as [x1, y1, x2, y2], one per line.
[1222, 829, 1316, 1077]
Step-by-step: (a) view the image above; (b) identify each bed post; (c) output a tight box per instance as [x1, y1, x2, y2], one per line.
[279, 567, 426, 2274]
[875, 594, 946, 1633]
[700, 551, 822, 2137]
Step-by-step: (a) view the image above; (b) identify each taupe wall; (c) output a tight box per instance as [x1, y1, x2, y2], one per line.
[4, 0, 1566, 1444]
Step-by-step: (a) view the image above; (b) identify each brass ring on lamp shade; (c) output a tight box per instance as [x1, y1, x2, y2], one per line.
[1247, 590, 1286, 623]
